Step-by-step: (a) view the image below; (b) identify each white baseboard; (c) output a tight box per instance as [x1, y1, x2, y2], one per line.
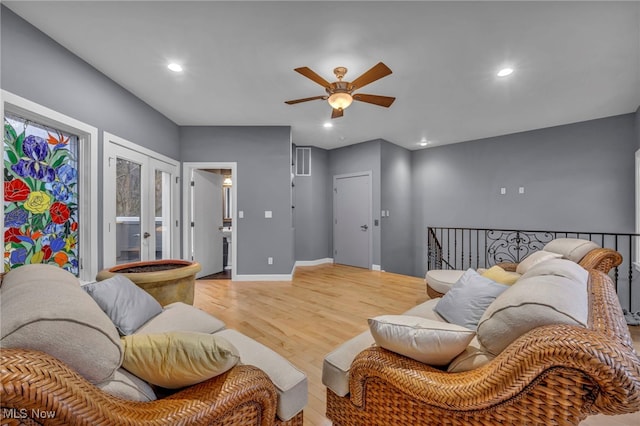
[234, 273, 293, 282]
[294, 258, 334, 267]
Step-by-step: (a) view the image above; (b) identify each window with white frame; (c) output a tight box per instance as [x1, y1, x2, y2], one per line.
[2, 91, 98, 282]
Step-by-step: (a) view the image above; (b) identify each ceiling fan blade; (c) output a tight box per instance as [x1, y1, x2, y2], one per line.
[331, 108, 344, 119]
[285, 95, 327, 105]
[349, 62, 392, 90]
[353, 93, 396, 108]
[294, 67, 331, 88]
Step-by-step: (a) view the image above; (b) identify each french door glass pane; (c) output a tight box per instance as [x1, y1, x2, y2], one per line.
[3, 114, 80, 275]
[116, 158, 142, 264]
[155, 169, 171, 259]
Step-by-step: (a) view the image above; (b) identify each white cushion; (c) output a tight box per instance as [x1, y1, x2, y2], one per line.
[520, 257, 589, 283]
[134, 302, 225, 335]
[515, 250, 563, 274]
[402, 298, 445, 321]
[447, 336, 495, 372]
[434, 269, 509, 330]
[96, 368, 157, 402]
[425, 269, 465, 294]
[0, 264, 123, 383]
[477, 259, 589, 355]
[369, 315, 475, 365]
[322, 330, 375, 397]
[543, 238, 599, 263]
[214, 329, 307, 421]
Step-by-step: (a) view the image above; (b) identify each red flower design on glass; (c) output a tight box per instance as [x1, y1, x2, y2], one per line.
[4, 179, 30, 202]
[42, 245, 52, 260]
[5, 227, 22, 243]
[50, 202, 70, 224]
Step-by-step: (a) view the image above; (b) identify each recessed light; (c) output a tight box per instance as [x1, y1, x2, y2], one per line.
[323, 122, 333, 128]
[167, 63, 183, 72]
[497, 67, 514, 77]
[418, 142, 428, 147]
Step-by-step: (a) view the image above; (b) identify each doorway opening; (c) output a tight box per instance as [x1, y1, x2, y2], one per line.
[183, 162, 237, 280]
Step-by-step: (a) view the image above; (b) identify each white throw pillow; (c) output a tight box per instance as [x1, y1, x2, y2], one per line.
[434, 269, 509, 330]
[515, 250, 563, 274]
[543, 238, 599, 263]
[368, 315, 475, 366]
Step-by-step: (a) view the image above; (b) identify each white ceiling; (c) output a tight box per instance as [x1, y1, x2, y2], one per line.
[4, 1, 640, 150]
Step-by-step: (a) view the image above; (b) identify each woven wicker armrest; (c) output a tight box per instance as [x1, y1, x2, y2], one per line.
[579, 247, 623, 274]
[348, 323, 640, 416]
[1, 348, 278, 426]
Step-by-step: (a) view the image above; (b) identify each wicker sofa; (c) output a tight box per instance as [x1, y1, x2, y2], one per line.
[1, 264, 306, 425]
[426, 237, 623, 298]
[323, 257, 640, 425]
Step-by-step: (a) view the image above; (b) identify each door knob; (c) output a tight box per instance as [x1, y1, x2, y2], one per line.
[143, 232, 151, 239]
[360, 224, 368, 231]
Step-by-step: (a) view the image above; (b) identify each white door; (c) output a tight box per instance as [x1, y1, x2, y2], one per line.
[191, 170, 224, 278]
[103, 134, 179, 267]
[334, 172, 372, 269]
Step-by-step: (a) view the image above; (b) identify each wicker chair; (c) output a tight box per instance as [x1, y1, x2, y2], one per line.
[1, 348, 303, 426]
[326, 269, 640, 425]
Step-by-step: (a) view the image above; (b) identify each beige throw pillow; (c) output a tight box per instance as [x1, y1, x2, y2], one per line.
[481, 266, 521, 285]
[121, 331, 240, 389]
[368, 315, 475, 366]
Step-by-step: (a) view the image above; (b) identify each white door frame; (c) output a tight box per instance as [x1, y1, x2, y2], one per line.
[103, 132, 180, 266]
[333, 171, 373, 269]
[183, 162, 237, 280]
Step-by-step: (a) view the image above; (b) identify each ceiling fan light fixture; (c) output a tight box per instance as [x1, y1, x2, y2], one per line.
[497, 67, 514, 77]
[328, 92, 353, 110]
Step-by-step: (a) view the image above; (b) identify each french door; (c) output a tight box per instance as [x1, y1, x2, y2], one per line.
[103, 133, 179, 267]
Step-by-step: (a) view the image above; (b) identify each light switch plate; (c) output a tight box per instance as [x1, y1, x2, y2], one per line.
[265, 210, 272, 218]
[500, 187, 506, 195]
[239, 210, 244, 219]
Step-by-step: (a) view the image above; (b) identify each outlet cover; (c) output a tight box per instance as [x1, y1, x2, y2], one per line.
[268, 257, 273, 265]
[265, 210, 272, 218]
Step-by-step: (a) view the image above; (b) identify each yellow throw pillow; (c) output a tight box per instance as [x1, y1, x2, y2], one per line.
[121, 331, 240, 389]
[481, 266, 521, 285]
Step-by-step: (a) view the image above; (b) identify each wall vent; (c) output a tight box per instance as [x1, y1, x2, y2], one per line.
[295, 147, 311, 176]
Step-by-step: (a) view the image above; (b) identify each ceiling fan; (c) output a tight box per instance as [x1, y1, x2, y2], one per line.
[285, 62, 396, 119]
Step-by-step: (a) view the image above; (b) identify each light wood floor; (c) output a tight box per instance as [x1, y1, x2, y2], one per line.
[193, 263, 640, 426]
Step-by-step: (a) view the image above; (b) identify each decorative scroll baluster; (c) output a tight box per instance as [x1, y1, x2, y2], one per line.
[427, 226, 639, 311]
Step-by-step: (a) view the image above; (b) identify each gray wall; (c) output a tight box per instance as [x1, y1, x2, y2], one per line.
[1, 7, 179, 160]
[180, 126, 294, 276]
[293, 147, 332, 261]
[329, 140, 382, 267]
[411, 113, 637, 277]
[381, 141, 413, 275]
[1, 7, 180, 271]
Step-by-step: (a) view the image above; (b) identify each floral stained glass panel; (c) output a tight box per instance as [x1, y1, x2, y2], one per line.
[4, 114, 80, 275]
